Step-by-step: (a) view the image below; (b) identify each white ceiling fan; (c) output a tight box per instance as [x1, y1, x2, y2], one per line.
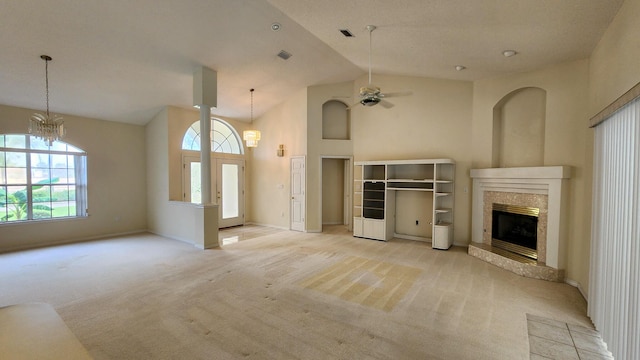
[351, 25, 411, 109]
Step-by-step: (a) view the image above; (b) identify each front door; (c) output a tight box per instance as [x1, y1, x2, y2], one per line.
[183, 156, 244, 228]
[216, 159, 244, 228]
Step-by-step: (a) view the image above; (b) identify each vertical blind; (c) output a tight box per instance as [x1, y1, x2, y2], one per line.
[589, 96, 640, 359]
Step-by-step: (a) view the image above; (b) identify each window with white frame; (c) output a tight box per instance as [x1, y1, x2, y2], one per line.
[0, 134, 87, 223]
[182, 118, 243, 154]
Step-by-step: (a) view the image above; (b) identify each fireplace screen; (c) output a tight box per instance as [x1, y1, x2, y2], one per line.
[492, 203, 539, 260]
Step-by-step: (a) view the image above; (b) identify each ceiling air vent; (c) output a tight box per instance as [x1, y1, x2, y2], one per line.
[277, 50, 292, 60]
[339, 29, 354, 37]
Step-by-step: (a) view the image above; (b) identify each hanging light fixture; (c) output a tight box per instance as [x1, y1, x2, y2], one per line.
[243, 88, 261, 148]
[29, 55, 66, 146]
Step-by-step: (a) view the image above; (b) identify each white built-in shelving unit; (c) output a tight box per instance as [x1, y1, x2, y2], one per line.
[353, 159, 455, 249]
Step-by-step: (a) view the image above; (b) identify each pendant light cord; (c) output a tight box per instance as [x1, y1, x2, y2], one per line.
[368, 27, 372, 85]
[250, 88, 254, 122]
[45, 57, 50, 117]
[366, 25, 376, 85]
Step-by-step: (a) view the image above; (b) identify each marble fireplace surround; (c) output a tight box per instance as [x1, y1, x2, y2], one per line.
[469, 166, 571, 281]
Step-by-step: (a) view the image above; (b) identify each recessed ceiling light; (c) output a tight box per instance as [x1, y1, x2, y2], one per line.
[455, 65, 466, 71]
[502, 50, 518, 57]
[271, 22, 281, 31]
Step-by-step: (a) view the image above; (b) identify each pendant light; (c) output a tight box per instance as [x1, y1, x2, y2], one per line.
[243, 88, 261, 148]
[29, 55, 66, 146]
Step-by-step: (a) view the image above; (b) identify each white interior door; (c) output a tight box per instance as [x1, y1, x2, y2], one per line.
[291, 156, 306, 231]
[216, 159, 244, 228]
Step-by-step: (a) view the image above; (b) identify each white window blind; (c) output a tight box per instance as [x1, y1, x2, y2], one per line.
[589, 96, 640, 359]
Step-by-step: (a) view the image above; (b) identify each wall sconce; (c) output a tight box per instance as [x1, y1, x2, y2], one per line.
[243, 130, 261, 148]
[277, 144, 285, 157]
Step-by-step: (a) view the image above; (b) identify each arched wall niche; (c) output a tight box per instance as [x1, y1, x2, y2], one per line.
[322, 100, 350, 140]
[492, 87, 547, 168]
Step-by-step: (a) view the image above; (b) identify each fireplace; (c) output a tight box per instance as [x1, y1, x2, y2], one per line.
[468, 166, 571, 282]
[492, 203, 539, 260]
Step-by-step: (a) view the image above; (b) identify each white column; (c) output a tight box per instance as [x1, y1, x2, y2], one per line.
[199, 106, 212, 204]
[193, 66, 217, 205]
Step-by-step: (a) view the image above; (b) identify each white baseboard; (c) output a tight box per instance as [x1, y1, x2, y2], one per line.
[393, 233, 430, 242]
[565, 278, 588, 302]
[244, 222, 290, 231]
[2, 229, 148, 254]
[146, 229, 195, 246]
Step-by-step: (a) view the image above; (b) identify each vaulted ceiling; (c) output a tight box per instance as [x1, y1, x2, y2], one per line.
[0, 0, 624, 125]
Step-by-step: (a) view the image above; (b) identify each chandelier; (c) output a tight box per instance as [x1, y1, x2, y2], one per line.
[29, 55, 65, 146]
[243, 88, 261, 148]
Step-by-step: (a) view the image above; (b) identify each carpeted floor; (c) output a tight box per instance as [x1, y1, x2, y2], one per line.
[0, 225, 593, 359]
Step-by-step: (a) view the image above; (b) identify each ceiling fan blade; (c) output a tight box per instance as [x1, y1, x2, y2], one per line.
[379, 99, 394, 109]
[379, 90, 413, 98]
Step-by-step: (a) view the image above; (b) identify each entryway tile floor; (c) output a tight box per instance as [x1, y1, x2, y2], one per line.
[218, 224, 286, 245]
[527, 314, 613, 359]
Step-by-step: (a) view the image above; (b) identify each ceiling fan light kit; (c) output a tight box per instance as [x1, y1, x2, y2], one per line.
[350, 25, 410, 109]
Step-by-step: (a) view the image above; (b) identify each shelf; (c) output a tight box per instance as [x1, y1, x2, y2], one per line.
[387, 187, 434, 192]
[435, 208, 452, 213]
[387, 178, 434, 183]
[354, 159, 454, 243]
[387, 182, 434, 190]
[364, 201, 384, 208]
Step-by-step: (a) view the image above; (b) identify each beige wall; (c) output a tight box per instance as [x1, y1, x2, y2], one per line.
[0, 104, 147, 252]
[583, 0, 640, 296]
[589, 0, 640, 116]
[353, 74, 474, 245]
[472, 59, 591, 291]
[307, 82, 354, 232]
[494, 87, 546, 167]
[249, 88, 308, 228]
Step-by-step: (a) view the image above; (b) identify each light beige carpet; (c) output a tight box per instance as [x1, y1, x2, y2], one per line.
[0, 225, 592, 359]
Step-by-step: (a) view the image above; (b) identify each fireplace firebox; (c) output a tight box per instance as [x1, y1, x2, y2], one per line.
[492, 203, 539, 260]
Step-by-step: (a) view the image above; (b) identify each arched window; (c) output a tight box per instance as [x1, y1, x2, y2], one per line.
[0, 134, 87, 223]
[182, 118, 243, 154]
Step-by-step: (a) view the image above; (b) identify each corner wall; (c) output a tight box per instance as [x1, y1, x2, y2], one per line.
[0, 104, 147, 252]
[306, 82, 355, 232]
[589, 0, 640, 116]
[249, 88, 308, 228]
[471, 59, 591, 293]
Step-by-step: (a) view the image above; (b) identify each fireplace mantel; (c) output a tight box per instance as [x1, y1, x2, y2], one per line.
[470, 166, 571, 273]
